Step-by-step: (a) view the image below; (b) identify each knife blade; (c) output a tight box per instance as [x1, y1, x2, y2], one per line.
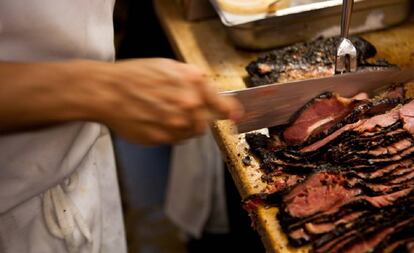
[222, 68, 414, 133]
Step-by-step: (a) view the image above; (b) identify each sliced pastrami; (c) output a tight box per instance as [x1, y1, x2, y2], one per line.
[282, 171, 361, 218]
[329, 136, 413, 165]
[362, 161, 412, 179]
[333, 207, 414, 253]
[301, 109, 401, 153]
[243, 84, 414, 252]
[400, 99, 414, 135]
[300, 121, 364, 153]
[372, 220, 414, 253]
[282, 170, 413, 219]
[282, 191, 414, 247]
[282, 200, 373, 234]
[304, 211, 364, 235]
[348, 160, 414, 184]
[364, 146, 414, 165]
[302, 96, 404, 146]
[362, 138, 412, 156]
[283, 92, 364, 145]
[338, 218, 414, 253]
[355, 109, 401, 133]
[312, 197, 414, 253]
[333, 139, 414, 165]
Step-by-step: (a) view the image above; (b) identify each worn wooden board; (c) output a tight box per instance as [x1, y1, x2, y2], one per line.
[154, 0, 414, 252]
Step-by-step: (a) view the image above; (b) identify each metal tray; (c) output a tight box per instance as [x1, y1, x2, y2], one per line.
[210, 0, 411, 50]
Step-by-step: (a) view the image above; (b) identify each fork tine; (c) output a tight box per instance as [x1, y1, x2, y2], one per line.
[335, 38, 357, 74]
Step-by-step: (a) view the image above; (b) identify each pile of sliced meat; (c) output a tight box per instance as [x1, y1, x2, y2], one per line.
[244, 85, 414, 253]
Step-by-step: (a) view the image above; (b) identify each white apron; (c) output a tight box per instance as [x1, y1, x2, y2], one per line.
[165, 131, 230, 238]
[0, 1, 126, 252]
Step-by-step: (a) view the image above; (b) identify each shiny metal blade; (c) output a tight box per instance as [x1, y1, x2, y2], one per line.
[223, 68, 414, 133]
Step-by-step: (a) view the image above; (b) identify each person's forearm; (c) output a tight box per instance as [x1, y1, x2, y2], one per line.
[0, 58, 242, 144]
[0, 61, 94, 133]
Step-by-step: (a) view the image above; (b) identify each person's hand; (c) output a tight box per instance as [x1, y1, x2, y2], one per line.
[78, 58, 243, 145]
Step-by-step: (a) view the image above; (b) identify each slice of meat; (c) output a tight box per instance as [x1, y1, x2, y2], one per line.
[336, 127, 408, 153]
[282, 199, 372, 233]
[400, 99, 414, 134]
[300, 121, 364, 153]
[280, 182, 414, 246]
[362, 139, 412, 156]
[283, 92, 364, 145]
[364, 146, 414, 165]
[282, 169, 413, 219]
[300, 109, 401, 153]
[302, 96, 404, 147]
[327, 126, 407, 157]
[335, 213, 414, 253]
[385, 239, 414, 253]
[354, 110, 401, 132]
[348, 159, 414, 183]
[333, 139, 414, 167]
[387, 170, 414, 184]
[312, 197, 414, 253]
[330, 137, 413, 165]
[282, 171, 361, 218]
[362, 162, 411, 179]
[372, 219, 414, 253]
[304, 211, 364, 235]
[343, 227, 401, 253]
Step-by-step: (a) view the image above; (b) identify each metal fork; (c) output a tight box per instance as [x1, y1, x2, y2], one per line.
[335, 0, 357, 74]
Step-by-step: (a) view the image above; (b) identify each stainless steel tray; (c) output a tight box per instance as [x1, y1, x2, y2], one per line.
[210, 0, 411, 50]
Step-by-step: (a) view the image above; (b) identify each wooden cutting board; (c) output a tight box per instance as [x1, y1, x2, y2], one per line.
[154, 1, 414, 252]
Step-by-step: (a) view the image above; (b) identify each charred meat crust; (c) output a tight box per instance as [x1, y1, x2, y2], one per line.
[246, 36, 392, 87]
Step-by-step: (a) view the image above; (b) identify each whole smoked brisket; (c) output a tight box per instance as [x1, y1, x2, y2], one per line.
[246, 36, 392, 86]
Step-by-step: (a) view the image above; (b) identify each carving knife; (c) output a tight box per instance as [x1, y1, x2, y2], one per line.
[222, 68, 414, 133]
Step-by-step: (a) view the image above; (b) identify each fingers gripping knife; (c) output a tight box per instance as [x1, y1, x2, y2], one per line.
[335, 0, 357, 74]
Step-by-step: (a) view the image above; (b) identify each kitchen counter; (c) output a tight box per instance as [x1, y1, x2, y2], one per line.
[154, 0, 414, 252]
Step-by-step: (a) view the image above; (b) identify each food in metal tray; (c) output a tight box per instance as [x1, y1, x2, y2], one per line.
[216, 0, 291, 14]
